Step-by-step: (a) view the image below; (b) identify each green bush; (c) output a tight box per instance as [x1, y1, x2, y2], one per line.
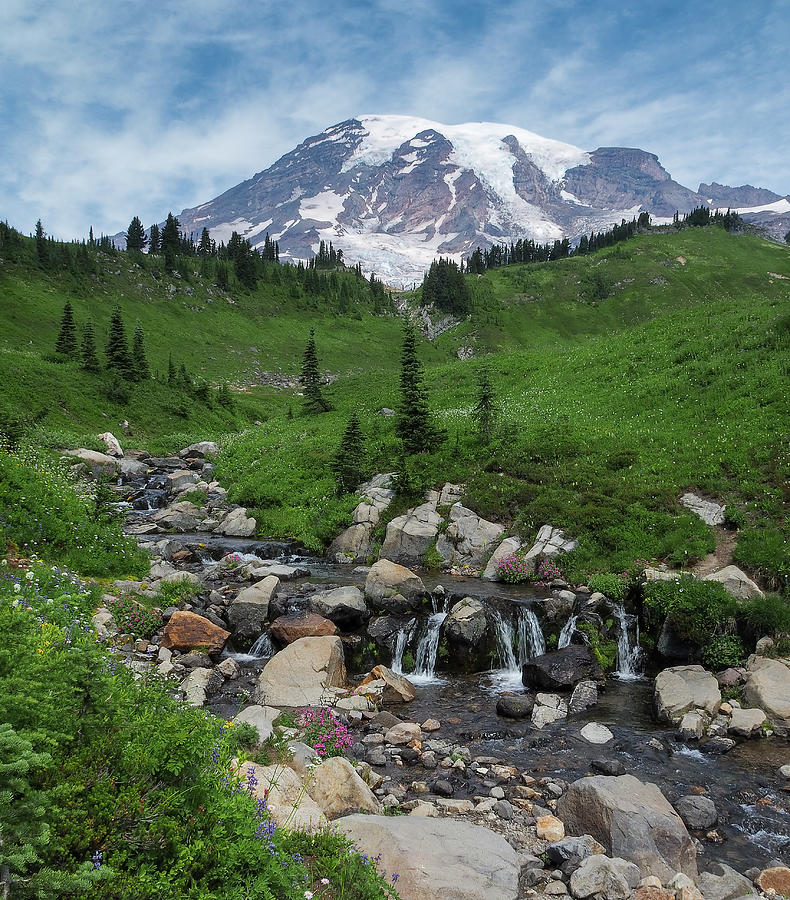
[739, 593, 790, 637]
[587, 573, 627, 602]
[734, 524, 790, 592]
[643, 576, 737, 647]
[576, 622, 618, 670]
[107, 596, 163, 639]
[701, 634, 746, 670]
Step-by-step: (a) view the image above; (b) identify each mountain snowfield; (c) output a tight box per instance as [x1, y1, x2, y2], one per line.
[167, 115, 790, 287]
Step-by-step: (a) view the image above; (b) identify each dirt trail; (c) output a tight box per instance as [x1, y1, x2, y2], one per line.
[692, 526, 737, 577]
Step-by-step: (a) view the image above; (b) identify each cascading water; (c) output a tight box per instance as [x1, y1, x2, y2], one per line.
[224, 632, 274, 664]
[557, 614, 578, 649]
[412, 596, 448, 682]
[613, 603, 642, 678]
[518, 607, 546, 661]
[492, 611, 518, 672]
[490, 606, 547, 689]
[391, 619, 416, 675]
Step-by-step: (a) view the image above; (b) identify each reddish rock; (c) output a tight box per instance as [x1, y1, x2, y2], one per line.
[161, 610, 229, 652]
[270, 611, 338, 644]
[756, 866, 790, 897]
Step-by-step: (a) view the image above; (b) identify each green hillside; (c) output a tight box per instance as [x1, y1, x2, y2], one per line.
[1, 223, 788, 582]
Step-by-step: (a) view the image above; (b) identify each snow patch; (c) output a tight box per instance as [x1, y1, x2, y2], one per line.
[298, 190, 348, 223]
[731, 198, 790, 215]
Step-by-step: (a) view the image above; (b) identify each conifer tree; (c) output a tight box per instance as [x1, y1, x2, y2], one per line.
[106, 308, 132, 378]
[55, 300, 78, 358]
[131, 324, 149, 381]
[80, 320, 100, 372]
[125, 216, 148, 252]
[300, 328, 331, 412]
[35, 219, 48, 267]
[149, 223, 161, 254]
[332, 411, 365, 494]
[160, 212, 180, 267]
[473, 365, 497, 444]
[397, 320, 441, 455]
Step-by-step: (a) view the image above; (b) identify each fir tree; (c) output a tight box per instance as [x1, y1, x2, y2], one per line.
[80, 320, 100, 372]
[149, 223, 161, 254]
[473, 365, 497, 444]
[131, 324, 149, 381]
[106, 308, 132, 378]
[300, 328, 331, 412]
[332, 411, 365, 494]
[160, 212, 180, 267]
[397, 320, 441, 455]
[54, 300, 78, 358]
[125, 216, 148, 252]
[35, 218, 48, 267]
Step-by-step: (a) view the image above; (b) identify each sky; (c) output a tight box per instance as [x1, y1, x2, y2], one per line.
[2, 0, 789, 240]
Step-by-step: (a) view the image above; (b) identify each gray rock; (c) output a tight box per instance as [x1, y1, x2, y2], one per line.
[728, 706, 767, 738]
[215, 506, 257, 537]
[329, 522, 375, 564]
[569, 855, 640, 900]
[308, 585, 369, 627]
[743, 655, 790, 736]
[546, 835, 605, 866]
[524, 524, 578, 566]
[654, 665, 721, 723]
[444, 597, 488, 645]
[181, 667, 223, 707]
[568, 680, 599, 715]
[62, 448, 120, 477]
[334, 814, 520, 900]
[703, 565, 764, 600]
[557, 774, 697, 880]
[496, 693, 535, 719]
[697, 863, 756, 900]
[523, 646, 604, 691]
[493, 799, 514, 820]
[233, 704, 278, 744]
[228, 575, 279, 638]
[364, 559, 426, 614]
[257, 636, 346, 707]
[580, 723, 614, 744]
[435, 503, 504, 569]
[380, 501, 442, 565]
[680, 492, 725, 526]
[151, 500, 204, 532]
[167, 469, 200, 493]
[481, 536, 523, 580]
[674, 795, 717, 829]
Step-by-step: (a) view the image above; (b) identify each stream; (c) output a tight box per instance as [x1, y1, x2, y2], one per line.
[122, 463, 790, 873]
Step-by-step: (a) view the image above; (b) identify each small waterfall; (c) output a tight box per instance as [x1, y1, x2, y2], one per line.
[557, 614, 578, 649]
[492, 611, 518, 673]
[518, 607, 546, 661]
[613, 603, 642, 678]
[412, 596, 448, 682]
[225, 632, 274, 664]
[390, 619, 416, 675]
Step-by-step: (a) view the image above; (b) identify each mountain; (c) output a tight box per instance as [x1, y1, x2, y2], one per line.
[154, 115, 789, 287]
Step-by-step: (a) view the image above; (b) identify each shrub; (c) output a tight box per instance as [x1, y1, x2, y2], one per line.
[723, 506, 746, 530]
[738, 593, 790, 637]
[702, 634, 746, 670]
[295, 707, 353, 758]
[587, 573, 627, 602]
[536, 558, 564, 583]
[576, 622, 618, 670]
[496, 552, 533, 583]
[643, 576, 737, 647]
[107, 596, 163, 639]
[734, 524, 790, 593]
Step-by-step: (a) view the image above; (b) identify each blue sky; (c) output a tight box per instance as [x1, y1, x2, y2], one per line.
[2, 0, 788, 239]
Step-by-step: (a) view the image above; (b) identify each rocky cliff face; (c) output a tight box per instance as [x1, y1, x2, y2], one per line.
[154, 115, 788, 287]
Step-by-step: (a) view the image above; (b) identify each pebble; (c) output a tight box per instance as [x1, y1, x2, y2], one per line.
[544, 881, 568, 895]
[779, 764, 790, 779]
[421, 718, 441, 731]
[432, 779, 454, 797]
[490, 786, 505, 799]
[493, 799, 514, 820]
[536, 815, 565, 842]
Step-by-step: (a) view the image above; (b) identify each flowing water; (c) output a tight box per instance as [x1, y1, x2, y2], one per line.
[613, 602, 643, 679]
[412, 596, 449, 683]
[390, 619, 416, 675]
[557, 614, 578, 648]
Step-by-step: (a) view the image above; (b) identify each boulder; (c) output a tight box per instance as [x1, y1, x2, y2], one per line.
[306, 756, 381, 818]
[215, 507, 257, 537]
[180, 441, 219, 459]
[570, 856, 640, 900]
[233, 704, 279, 744]
[580, 723, 614, 744]
[743, 656, 790, 736]
[557, 774, 697, 880]
[728, 706, 766, 737]
[240, 761, 327, 832]
[435, 503, 504, 569]
[227, 575, 279, 638]
[329, 523, 374, 564]
[522, 646, 604, 691]
[680, 492, 725, 526]
[359, 665, 416, 703]
[654, 665, 721, 722]
[379, 501, 442, 565]
[697, 863, 756, 900]
[496, 693, 534, 719]
[62, 448, 121, 477]
[546, 835, 605, 867]
[307, 585, 369, 627]
[384, 722, 421, 745]
[703, 565, 763, 600]
[181, 667, 223, 707]
[524, 525, 578, 566]
[482, 536, 523, 580]
[161, 610, 230, 652]
[98, 432, 123, 457]
[166, 469, 200, 493]
[444, 597, 487, 646]
[151, 500, 204, 532]
[270, 611, 338, 644]
[334, 814, 520, 900]
[257, 636, 346, 707]
[364, 559, 426, 615]
[755, 867, 790, 897]
[569, 680, 599, 715]
[673, 795, 717, 829]
[537, 815, 565, 841]
[352, 485, 395, 525]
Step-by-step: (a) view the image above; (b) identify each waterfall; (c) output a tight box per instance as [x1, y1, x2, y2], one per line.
[412, 595, 448, 682]
[518, 607, 546, 661]
[557, 614, 578, 649]
[492, 611, 518, 673]
[225, 632, 274, 664]
[613, 603, 642, 678]
[391, 619, 416, 675]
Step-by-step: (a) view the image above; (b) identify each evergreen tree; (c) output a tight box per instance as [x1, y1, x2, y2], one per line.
[149, 223, 161, 254]
[160, 212, 180, 266]
[198, 227, 213, 257]
[125, 216, 148, 252]
[80, 320, 100, 372]
[54, 301, 78, 358]
[106, 308, 132, 378]
[397, 320, 441, 455]
[217, 382, 235, 411]
[35, 219, 48, 267]
[131, 324, 149, 381]
[299, 328, 331, 413]
[332, 411, 365, 494]
[473, 365, 497, 444]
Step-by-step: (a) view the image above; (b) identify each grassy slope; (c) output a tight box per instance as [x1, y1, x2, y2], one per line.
[2, 226, 788, 576]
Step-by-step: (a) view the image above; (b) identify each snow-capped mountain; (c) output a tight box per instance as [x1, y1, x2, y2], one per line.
[166, 115, 788, 287]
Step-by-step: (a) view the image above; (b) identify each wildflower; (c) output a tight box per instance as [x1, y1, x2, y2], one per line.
[392, 873, 399, 882]
[92, 851, 103, 870]
[13, 584, 21, 593]
[25, 570, 34, 580]
[320, 878, 329, 885]
[304, 893, 314, 899]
